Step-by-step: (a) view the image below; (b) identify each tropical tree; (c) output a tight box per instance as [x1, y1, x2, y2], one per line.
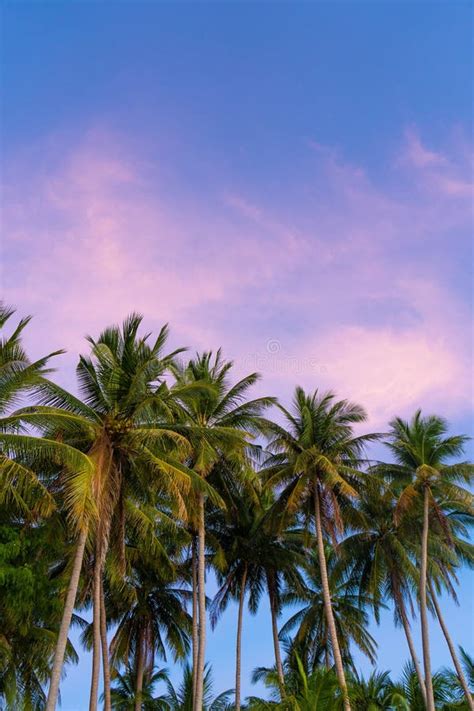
[107, 665, 170, 710]
[442, 648, 474, 709]
[247, 656, 342, 710]
[280, 548, 377, 673]
[107, 539, 192, 711]
[7, 314, 200, 711]
[0, 303, 64, 523]
[160, 663, 233, 711]
[170, 351, 274, 711]
[338, 477, 427, 700]
[379, 411, 474, 711]
[264, 387, 377, 710]
[347, 670, 409, 710]
[391, 662, 455, 711]
[209, 472, 304, 708]
[423, 492, 474, 711]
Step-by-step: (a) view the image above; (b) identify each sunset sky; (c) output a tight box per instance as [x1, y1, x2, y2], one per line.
[2, 2, 473, 707]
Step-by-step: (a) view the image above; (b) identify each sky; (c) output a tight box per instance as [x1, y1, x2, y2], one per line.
[1, 1, 473, 707]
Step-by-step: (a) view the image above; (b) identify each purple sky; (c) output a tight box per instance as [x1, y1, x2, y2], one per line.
[2, 2, 473, 707]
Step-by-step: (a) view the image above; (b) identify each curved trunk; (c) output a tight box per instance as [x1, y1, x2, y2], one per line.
[100, 577, 111, 711]
[392, 574, 426, 702]
[46, 528, 88, 711]
[267, 572, 285, 696]
[194, 493, 206, 711]
[192, 536, 198, 708]
[88, 554, 102, 711]
[314, 483, 351, 711]
[135, 628, 145, 711]
[420, 486, 435, 711]
[429, 579, 473, 709]
[235, 565, 248, 711]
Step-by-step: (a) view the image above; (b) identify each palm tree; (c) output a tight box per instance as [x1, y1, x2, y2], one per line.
[107, 541, 192, 711]
[8, 314, 200, 711]
[264, 387, 377, 710]
[160, 663, 233, 711]
[427, 566, 474, 710]
[338, 477, 427, 700]
[248, 656, 342, 710]
[391, 662, 454, 711]
[170, 351, 274, 711]
[107, 665, 170, 710]
[348, 670, 409, 710]
[380, 411, 474, 711]
[0, 303, 66, 520]
[280, 548, 377, 672]
[442, 648, 474, 709]
[209, 472, 304, 708]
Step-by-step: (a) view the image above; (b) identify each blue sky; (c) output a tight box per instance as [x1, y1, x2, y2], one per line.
[2, 1, 473, 708]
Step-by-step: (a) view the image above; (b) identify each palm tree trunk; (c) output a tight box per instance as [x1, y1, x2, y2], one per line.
[428, 579, 473, 709]
[46, 528, 88, 711]
[395, 588, 427, 703]
[100, 577, 111, 711]
[420, 486, 435, 711]
[314, 483, 351, 711]
[235, 564, 248, 711]
[89, 554, 102, 711]
[192, 536, 198, 708]
[267, 572, 285, 696]
[194, 492, 206, 711]
[135, 628, 145, 711]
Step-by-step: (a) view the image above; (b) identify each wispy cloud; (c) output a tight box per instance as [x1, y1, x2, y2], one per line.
[3, 127, 472, 423]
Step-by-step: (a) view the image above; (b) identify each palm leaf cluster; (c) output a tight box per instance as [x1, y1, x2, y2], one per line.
[0, 305, 472, 711]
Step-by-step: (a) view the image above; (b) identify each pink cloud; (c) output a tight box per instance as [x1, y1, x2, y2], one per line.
[3, 126, 472, 424]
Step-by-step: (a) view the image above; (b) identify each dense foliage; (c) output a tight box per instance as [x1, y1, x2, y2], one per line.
[0, 305, 472, 711]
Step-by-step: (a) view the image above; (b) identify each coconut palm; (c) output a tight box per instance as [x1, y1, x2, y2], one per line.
[107, 540, 192, 711]
[170, 351, 274, 711]
[442, 648, 474, 709]
[107, 665, 170, 710]
[391, 662, 455, 711]
[378, 411, 474, 711]
[264, 387, 378, 709]
[160, 663, 233, 711]
[280, 548, 377, 673]
[209, 471, 304, 708]
[427, 542, 474, 711]
[338, 477, 427, 700]
[7, 314, 203, 711]
[247, 656, 342, 710]
[0, 304, 67, 521]
[347, 670, 409, 710]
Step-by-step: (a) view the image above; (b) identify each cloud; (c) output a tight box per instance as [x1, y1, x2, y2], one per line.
[2, 126, 472, 423]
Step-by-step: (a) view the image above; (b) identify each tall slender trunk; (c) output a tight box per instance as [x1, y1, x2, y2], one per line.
[428, 579, 473, 709]
[267, 572, 285, 696]
[100, 577, 111, 711]
[135, 628, 145, 711]
[192, 536, 198, 708]
[89, 554, 102, 711]
[194, 493, 206, 711]
[420, 486, 435, 711]
[46, 528, 88, 711]
[235, 565, 248, 711]
[394, 584, 426, 703]
[314, 483, 351, 711]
